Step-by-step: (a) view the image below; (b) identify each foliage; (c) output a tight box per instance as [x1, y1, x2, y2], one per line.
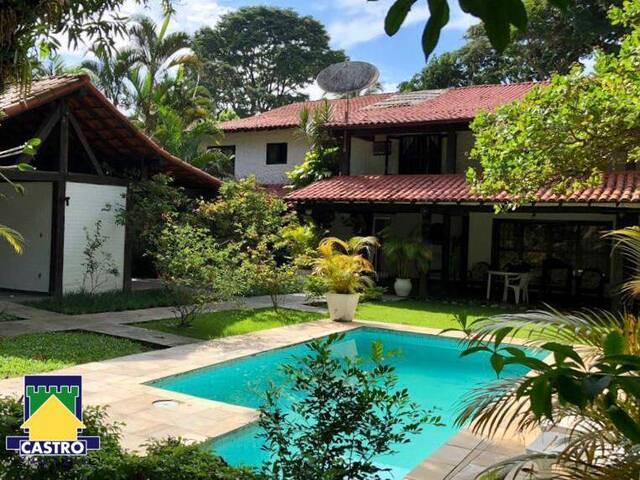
[124, 14, 199, 132]
[137, 308, 324, 341]
[25, 288, 191, 315]
[240, 245, 302, 310]
[81, 49, 136, 108]
[259, 333, 442, 479]
[0, 331, 152, 379]
[360, 285, 387, 303]
[0, 138, 40, 253]
[117, 174, 194, 270]
[384, 0, 570, 59]
[399, 0, 625, 90]
[0, 396, 256, 479]
[312, 237, 378, 295]
[288, 100, 340, 189]
[197, 177, 300, 257]
[467, 0, 640, 211]
[152, 104, 229, 174]
[0, 0, 173, 93]
[81, 220, 120, 294]
[281, 223, 320, 269]
[452, 225, 640, 479]
[303, 274, 329, 301]
[193, 7, 345, 116]
[154, 222, 245, 327]
[381, 228, 432, 279]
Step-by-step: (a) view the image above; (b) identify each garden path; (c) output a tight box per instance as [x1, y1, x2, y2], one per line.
[0, 294, 324, 347]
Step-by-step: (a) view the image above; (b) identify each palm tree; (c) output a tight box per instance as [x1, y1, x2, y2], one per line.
[32, 54, 84, 78]
[125, 14, 199, 131]
[81, 49, 135, 108]
[454, 227, 640, 480]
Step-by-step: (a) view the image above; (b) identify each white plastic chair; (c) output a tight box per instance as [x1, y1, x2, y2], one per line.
[506, 273, 531, 304]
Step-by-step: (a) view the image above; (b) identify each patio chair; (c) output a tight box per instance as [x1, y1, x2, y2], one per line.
[506, 272, 531, 304]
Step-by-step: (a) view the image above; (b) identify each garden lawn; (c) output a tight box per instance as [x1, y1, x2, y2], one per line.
[137, 308, 325, 340]
[356, 300, 512, 330]
[25, 289, 188, 315]
[0, 331, 154, 378]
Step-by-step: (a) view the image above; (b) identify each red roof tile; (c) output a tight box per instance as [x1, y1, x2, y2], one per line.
[285, 173, 640, 205]
[220, 83, 541, 132]
[0, 75, 221, 189]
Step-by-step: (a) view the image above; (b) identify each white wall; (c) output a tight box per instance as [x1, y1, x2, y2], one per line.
[222, 129, 308, 185]
[0, 182, 52, 292]
[63, 182, 126, 293]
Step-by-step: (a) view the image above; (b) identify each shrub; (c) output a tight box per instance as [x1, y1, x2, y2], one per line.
[81, 219, 119, 294]
[0, 396, 256, 480]
[258, 333, 443, 479]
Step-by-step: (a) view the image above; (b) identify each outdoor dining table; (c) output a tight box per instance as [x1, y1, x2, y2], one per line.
[486, 270, 521, 302]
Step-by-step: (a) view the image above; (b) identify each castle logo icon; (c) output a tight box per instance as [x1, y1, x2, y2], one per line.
[5, 375, 100, 456]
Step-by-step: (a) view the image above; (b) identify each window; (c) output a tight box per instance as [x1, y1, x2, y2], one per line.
[398, 135, 442, 174]
[208, 145, 236, 158]
[266, 143, 287, 165]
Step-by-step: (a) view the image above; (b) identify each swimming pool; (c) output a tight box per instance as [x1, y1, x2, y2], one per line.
[151, 327, 534, 478]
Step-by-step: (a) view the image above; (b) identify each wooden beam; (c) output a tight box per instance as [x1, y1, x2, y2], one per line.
[15, 103, 62, 163]
[122, 189, 133, 292]
[69, 112, 104, 176]
[49, 180, 66, 296]
[340, 130, 352, 175]
[59, 101, 69, 174]
[384, 136, 390, 175]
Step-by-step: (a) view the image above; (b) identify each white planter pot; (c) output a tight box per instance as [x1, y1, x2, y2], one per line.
[394, 278, 412, 297]
[326, 292, 360, 322]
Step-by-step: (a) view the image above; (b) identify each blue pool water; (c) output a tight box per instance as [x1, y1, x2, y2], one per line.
[151, 328, 536, 478]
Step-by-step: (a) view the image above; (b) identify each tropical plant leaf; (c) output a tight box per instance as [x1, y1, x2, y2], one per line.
[385, 0, 419, 36]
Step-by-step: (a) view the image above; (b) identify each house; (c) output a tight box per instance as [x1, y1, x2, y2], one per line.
[220, 84, 640, 300]
[0, 75, 221, 295]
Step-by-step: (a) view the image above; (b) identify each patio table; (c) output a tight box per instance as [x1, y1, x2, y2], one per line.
[486, 270, 521, 302]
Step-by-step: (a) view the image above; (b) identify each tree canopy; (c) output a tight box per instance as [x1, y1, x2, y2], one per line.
[193, 7, 346, 116]
[400, 0, 626, 90]
[467, 0, 640, 211]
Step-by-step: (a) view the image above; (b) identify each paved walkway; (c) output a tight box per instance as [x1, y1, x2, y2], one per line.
[0, 293, 324, 347]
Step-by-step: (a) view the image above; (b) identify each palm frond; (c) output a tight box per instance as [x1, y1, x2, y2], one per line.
[0, 225, 24, 254]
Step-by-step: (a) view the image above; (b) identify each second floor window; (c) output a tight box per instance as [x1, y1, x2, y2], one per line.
[266, 143, 287, 165]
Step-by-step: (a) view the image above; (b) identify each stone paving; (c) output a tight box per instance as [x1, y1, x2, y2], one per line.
[0, 295, 535, 479]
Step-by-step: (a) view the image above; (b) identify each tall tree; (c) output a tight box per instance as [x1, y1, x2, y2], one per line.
[193, 7, 346, 116]
[81, 50, 135, 108]
[400, 0, 626, 90]
[467, 1, 640, 211]
[0, 0, 173, 94]
[125, 14, 198, 131]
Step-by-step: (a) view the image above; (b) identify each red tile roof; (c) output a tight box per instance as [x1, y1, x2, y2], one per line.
[220, 83, 541, 133]
[0, 75, 221, 189]
[285, 173, 640, 205]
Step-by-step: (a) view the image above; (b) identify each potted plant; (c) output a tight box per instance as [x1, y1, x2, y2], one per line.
[312, 236, 378, 321]
[381, 229, 432, 298]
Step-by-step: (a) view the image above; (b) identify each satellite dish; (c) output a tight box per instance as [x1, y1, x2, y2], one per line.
[316, 61, 379, 95]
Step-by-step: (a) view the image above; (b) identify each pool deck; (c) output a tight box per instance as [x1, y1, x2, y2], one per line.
[0, 316, 539, 479]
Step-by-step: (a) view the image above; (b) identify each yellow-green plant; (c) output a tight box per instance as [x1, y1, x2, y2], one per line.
[312, 236, 378, 294]
[381, 228, 432, 278]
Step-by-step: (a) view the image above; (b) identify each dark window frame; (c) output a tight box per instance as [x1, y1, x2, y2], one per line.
[266, 143, 288, 165]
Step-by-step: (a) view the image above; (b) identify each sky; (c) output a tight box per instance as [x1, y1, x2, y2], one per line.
[59, 0, 476, 98]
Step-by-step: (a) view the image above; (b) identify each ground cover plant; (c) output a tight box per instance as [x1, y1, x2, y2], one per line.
[136, 308, 324, 340]
[0, 331, 153, 378]
[25, 289, 189, 315]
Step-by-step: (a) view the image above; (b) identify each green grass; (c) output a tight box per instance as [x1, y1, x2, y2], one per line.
[0, 331, 154, 379]
[356, 299, 513, 331]
[25, 289, 189, 315]
[0, 312, 22, 322]
[137, 308, 325, 340]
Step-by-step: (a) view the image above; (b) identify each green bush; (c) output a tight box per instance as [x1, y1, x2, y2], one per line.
[0, 396, 256, 480]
